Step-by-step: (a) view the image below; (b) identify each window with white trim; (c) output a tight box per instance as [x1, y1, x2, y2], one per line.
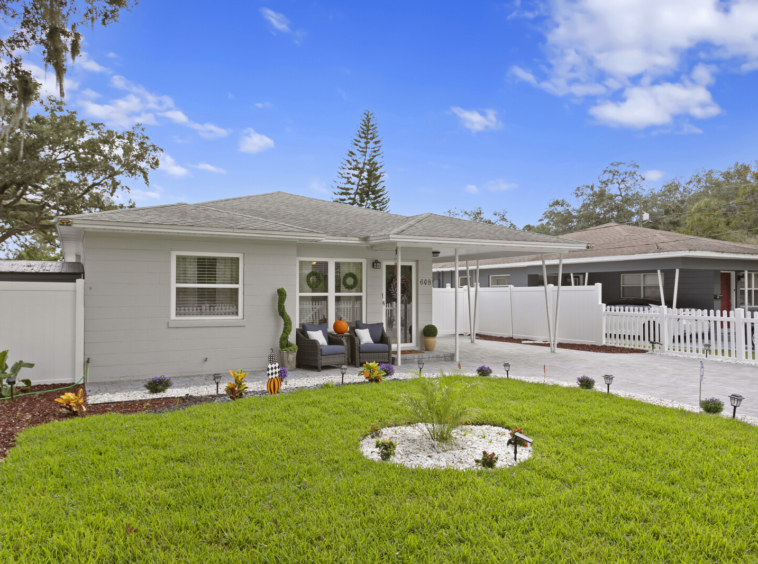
[297, 259, 365, 328]
[737, 272, 758, 308]
[490, 274, 511, 287]
[458, 272, 477, 287]
[621, 273, 661, 300]
[171, 252, 243, 318]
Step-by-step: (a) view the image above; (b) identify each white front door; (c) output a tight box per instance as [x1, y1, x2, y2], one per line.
[383, 261, 416, 350]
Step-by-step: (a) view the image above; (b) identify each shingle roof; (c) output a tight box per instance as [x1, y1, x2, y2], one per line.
[0, 261, 84, 273]
[435, 223, 758, 268]
[59, 191, 585, 246]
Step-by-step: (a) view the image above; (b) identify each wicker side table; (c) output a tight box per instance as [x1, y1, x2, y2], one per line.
[328, 332, 353, 365]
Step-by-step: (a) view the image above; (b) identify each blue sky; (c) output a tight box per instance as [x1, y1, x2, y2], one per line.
[27, 0, 758, 227]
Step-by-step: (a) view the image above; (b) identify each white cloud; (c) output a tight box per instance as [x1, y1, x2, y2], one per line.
[465, 184, 479, 194]
[79, 88, 101, 100]
[240, 128, 275, 154]
[309, 178, 329, 194]
[450, 107, 502, 133]
[228, 93, 234, 99]
[73, 52, 109, 73]
[193, 163, 227, 174]
[510, 0, 758, 130]
[160, 108, 229, 138]
[254, 102, 273, 109]
[485, 179, 517, 191]
[260, 7, 291, 32]
[26, 63, 79, 98]
[106, 52, 118, 59]
[129, 188, 161, 201]
[645, 170, 665, 181]
[160, 154, 189, 177]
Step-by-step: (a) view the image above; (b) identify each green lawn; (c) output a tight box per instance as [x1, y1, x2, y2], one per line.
[1, 377, 757, 563]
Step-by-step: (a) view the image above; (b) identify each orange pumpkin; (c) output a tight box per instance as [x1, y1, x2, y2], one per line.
[333, 318, 349, 334]
[267, 376, 281, 395]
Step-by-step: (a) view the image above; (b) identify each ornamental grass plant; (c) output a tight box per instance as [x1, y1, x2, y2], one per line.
[404, 370, 469, 443]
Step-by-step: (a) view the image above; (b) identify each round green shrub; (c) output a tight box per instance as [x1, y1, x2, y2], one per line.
[700, 397, 724, 414]
[422, 324, 438, 338]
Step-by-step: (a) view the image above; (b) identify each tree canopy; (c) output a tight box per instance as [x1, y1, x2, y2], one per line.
[0, 99, 161, 258]
[446, 207, 517, 229]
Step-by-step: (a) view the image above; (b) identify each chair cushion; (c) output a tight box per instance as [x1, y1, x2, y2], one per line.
[359, 343, 389, 353]
[355, 327, 374, 345]
[356, 321, 383, 343]
[307, 330, 328, 346]
[303, 323, 328, 343]
[320, 345, 345, 356]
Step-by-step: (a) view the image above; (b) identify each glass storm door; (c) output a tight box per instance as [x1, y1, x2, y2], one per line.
[383, 262, 416, 350]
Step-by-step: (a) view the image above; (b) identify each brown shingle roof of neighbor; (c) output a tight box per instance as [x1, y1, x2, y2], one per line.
[434, 222, 758, 268]
[58, 191, 586, 246]
[0, 260, 84, 273]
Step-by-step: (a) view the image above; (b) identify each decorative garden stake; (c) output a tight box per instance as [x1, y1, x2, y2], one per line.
[503, 362, 510, 379]
[603, 374, 614, 394]
[6, 374, 15, 401]
[212, 373, 221, 396]
[340, 365, 348, 385]
[699, 361, 704, 410]
[729, 394, 744, 419]
[267, 349, 281, 395]
[417, 358, 425, 374]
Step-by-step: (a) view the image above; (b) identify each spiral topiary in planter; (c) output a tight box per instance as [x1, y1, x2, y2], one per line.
[277, 288, 297, 370]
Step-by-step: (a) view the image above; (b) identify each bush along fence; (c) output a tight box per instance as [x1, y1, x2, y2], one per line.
[604, 306, 758, 364]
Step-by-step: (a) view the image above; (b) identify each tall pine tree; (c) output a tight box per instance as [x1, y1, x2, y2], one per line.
[332, 110, 389, 211]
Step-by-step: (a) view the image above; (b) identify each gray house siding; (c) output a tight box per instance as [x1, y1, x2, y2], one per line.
[83, 232, 434, 383]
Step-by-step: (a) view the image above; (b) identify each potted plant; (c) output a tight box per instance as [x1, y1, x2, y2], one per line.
[422, 324, 438, 352]
[277, 288, 298, 370]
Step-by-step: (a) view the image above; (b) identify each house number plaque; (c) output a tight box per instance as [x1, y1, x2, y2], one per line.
[419, 278, 432, 286]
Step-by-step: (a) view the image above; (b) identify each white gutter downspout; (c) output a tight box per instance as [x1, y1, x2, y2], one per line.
[541, 254, 554, 352]
[673, 269, 680, 309]
[454, 248, 459, 363]
[657, 270, 666, 307]
[397, 244, 402, 367]
[552, 253, 564, 353]
[472, 260, 479, 344]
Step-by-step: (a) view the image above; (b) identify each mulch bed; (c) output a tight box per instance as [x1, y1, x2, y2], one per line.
[0, 384, 203, 460]
[475, 333, 649, 354]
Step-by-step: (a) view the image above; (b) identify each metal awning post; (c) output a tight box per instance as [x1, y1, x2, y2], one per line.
[570, 273, 575, 287]
[472, 260, 480, 343]
[397, 244, 401, 367]
[552, 253, 564, 353]
[541, 254, 554, 351]
[454, 248, 459, 363]
[673, 269, 680, 309]
[584, 272, 589, 286]
[657, 270, 666, 307]
[745, 270, 749, 308]
[466, 260, 473, 340]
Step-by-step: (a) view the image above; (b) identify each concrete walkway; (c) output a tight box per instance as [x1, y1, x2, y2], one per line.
[87, 336, 758, 418]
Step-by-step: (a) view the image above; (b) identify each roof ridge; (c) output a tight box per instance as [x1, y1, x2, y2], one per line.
[60, 201, 189, 220]
[193, 203, 322, 234]
[389, 213, 432, 235]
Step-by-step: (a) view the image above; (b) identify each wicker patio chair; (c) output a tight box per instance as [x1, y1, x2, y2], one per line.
[350, 322, 392, 367]
[296, 323, 347, 371]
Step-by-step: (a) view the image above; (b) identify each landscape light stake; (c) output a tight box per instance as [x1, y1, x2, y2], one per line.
[503, 362, 510, 379]
[340, 365, 347, 385]
[704, 343, 711, 358]
[417, 359, 425, 375]
[729, 394, 744, 419]
[603, 374, 614, 395]
[212, 373, 221, 396]
[6, 375, 16, 401]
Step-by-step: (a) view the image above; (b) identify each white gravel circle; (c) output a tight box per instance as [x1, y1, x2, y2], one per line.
[360, 424, 532, 470]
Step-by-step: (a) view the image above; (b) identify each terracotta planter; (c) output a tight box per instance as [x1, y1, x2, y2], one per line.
[279, 350, 296, 371]
[424, 337, 437, 352]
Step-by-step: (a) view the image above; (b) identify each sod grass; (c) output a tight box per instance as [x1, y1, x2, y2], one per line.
[1, 377, 757, 563]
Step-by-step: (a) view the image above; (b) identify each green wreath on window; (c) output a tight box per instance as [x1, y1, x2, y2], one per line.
[342, 272, 359, 291]
[306, 270, 323, 290]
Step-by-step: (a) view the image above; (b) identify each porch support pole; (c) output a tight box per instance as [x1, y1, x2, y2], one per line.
[466, 260, 473, 339]
[745, 270, 749, 309]
[673, 269, 680, 309]
[397, 244, 401, 367]
[657, 269, 666, 307]
[552, 253, 564, 353]
[454, 248, 459, 363]
[472, 260, 480, 343]
[584, 272, 589, 286]
[570, 273, 575, 286]
[541, 254, 554, 352]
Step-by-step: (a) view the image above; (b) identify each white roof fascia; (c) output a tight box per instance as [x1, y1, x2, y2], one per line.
[368, 234, 588, 252]
[432, 250, 758, 271]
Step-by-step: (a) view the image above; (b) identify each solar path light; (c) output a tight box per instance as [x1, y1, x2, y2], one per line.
[503, 362, 510, 379]
[603, 374, 614, 394]
[212, 373, 221, 396]
[340, 365, 348, 385]
[417, 359, 425, 374]
[704, 343, 711, 358]
[506, 431, 533, 462]
[729, 394, 744, 419]
[6, 374, 16, 401]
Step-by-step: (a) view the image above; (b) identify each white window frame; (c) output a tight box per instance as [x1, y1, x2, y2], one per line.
[621, 272, 661, 300]
[737, 271, 758, 308]
[489, 274, 511, 287]
[459, 272, 478, 287]
[295, 258, 367, 328]
[170, 251, 244, 320]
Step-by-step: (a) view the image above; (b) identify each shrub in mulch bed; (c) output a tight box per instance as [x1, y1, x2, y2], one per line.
[700, 397, 724, 414]
[144, 375, 173, 393]
[577, 376, 595, 390]
[475, 334, 648, 354]
[0, 384, 194, 459]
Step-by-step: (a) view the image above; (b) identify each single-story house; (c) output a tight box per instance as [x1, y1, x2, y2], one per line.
[433, 223, 758, 312]
[0, 260, 84, 282]
[55, 192, 588, 383]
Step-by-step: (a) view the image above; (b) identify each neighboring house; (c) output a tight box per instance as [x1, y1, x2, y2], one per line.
[0, 260, 84, 282]
[434, 223, 758, 312]
[55, 192, 586, 383]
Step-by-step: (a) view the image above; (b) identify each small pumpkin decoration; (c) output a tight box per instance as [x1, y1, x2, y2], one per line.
[333, 317, 348, 334]
[267, 375, 282, 395]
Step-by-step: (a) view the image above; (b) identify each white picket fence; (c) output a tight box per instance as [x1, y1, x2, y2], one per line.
[605, 306, 758, 363]
[433, 284, 605, 345]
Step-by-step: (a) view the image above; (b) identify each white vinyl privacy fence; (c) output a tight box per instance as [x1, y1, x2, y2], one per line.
[433, 284, 605, 345]
[605, 306, 758, 364]
[0, 280, 84, 384]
